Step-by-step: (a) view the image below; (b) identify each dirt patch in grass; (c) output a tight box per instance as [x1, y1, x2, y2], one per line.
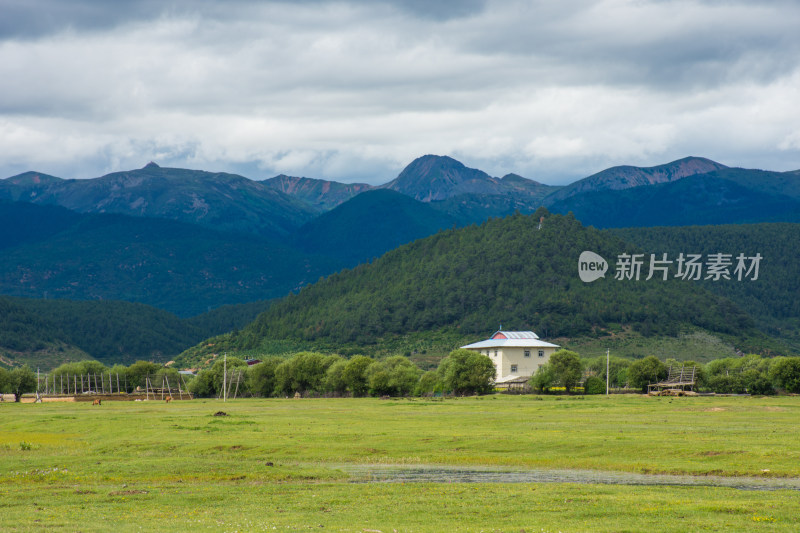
[698, 450, 743, 456]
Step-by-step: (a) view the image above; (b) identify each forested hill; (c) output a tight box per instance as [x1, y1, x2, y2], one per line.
[0, 296, 273, 370]
[293, 189, 457, 264]
[0, 202, 341, 316]
[0, 296, 199, 368]
[217, 209, 771, 354]
[613, 223, 800, 349]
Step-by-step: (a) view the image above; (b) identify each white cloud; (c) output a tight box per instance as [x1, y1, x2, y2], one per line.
[1, 0, 799, 184]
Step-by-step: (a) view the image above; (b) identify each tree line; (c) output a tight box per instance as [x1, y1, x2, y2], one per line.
[535, 351, 800, 395]
[189, 349, 495, 398]
[4, 350, 799, 401]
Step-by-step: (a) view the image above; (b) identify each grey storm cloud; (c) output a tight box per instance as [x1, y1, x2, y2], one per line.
[0, 0, 488, 38]
[1, 0, 799, 184]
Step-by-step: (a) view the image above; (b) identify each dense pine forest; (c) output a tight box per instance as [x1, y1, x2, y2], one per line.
[189, 210, 776, 363]
[614, 224, 800, 348]
[0, 296, 271, 370]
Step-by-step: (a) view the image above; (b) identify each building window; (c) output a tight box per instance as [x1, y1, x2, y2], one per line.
[510, 364, 518, 373]
[494, 350, 498, 357]
[524, 350, 531, 358]
[538, 350, 544, 357]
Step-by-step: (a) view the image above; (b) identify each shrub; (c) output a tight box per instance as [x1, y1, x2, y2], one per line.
[437, 349, 495, 396]
[549, 350, 583, 393]
[769, 357, 800, 393]
[627, 356, 667, 392]
[583, 375, 606, 395]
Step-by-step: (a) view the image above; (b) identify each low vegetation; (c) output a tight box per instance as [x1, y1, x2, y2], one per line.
[1, 396, 799, 531]
[9, 350, 800, 403]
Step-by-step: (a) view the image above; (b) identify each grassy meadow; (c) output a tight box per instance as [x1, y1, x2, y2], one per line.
[1, 394, 799, 532]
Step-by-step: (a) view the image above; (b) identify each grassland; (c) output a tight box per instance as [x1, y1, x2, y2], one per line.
[1, 395, 799, 532]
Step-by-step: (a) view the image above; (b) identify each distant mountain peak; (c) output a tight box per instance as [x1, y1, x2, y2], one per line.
[262, 174, 373, 211]
[383, 155, 499, 202]
[144, 161, 160, 169]
[546, 156, 729, 203]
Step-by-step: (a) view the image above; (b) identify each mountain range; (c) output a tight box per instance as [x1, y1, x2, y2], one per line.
[6, 154, 799, 234]
[175, 209, 789, 369]
[3, 153, 800, 369]
[2, 163, 317, 238]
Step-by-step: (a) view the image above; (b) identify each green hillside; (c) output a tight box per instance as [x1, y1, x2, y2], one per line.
[0, 295, 276, 371]
[612, 223, 800, 349]
[262, 174, 373, 211]
[0, 297, 193, 369]
[429, 192, 547, 226]
[293, 189, 457, 264]
[545, 156, 727, 202]
[548, 173, 800, 228]
[0, 202, 342, 316]
[181, 209, 782, 367]
[0, 201, 82, 250]
[1, 163, 317, 237]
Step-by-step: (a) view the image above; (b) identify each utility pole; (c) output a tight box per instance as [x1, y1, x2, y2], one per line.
[606, 349, 610, 396]
[223, 352, 227, 402]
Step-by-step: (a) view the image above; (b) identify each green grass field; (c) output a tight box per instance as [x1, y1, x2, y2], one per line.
[2, 395, 799, 532]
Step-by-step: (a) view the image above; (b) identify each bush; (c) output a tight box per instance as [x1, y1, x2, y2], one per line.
[342, 355, 375, 397]
[366, 356, 422, 397]
[274, 352, 341, 396]
[769, 357, 800, 393]
[627, 356, 667, 392]
[583, 375, 606, 395]
[706, 373, 743, 394]
[437, 349, 495, 396]
[531, 364, 555, 393]
[549, 350, 583, 393]
[246, 357, 282, 397]
[414, 370, 442, 396]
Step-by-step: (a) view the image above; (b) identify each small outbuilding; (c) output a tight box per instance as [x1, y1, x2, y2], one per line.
[461, 331, 560, 387]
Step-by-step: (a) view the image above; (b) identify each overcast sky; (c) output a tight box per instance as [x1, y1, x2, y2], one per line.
[2, 0, 799, 185]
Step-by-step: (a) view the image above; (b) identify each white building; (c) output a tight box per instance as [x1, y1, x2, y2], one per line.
[461, 331, 560, 387]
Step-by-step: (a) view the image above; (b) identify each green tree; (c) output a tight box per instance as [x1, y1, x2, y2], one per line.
[188, 370, 215, 397]
[585, 356, 630, 388]
[0, 367, 9, 394]
[208, 357, 249, 398]
[583, 375, 606, 395]
[741, 369, 774, 395]
[549, 349, 583, 393]
[437, 349, 495, 395]
[323, 359, 349, 396]
[366, 356, 422, 397]
[274, 352, 341, 396]
[246, 357, 282, 398]
[341, 355, 374, 397]
[9, 365, 37, 402]
[531, 363, 555, 393]
[414, 370, 442, 396]
[106, 364, 130, 392]
[126, 361, 163, 390]
[769, 357, 800, 393]
[627, 356, 667, 392]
